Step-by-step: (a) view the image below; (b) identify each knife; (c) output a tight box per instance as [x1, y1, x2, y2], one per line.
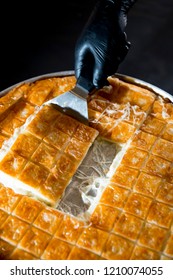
[45, 75, 95, 125]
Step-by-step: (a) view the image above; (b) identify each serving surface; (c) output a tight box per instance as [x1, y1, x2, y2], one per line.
[0, 74, 173, 260]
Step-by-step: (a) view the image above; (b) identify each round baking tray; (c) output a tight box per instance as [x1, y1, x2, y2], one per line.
[0, 71, 173, 103]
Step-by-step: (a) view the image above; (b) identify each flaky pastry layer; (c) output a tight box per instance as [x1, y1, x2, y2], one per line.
[0, 75, 173, 260]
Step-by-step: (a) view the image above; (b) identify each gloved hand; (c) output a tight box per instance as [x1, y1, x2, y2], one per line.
[75, 0, 137, 89]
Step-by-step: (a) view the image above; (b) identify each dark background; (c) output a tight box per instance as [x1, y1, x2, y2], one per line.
[1, 0, 173, 95]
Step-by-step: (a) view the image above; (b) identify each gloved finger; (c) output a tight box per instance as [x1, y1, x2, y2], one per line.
[120, 0, 137, 14]
[88, 40, 110, 88]
[93, 58, 109, 88]
[75, 43, 87, 79]
[75, 44, 96, 85]
[93, 59, 120, 88]
[93, 37, 130, 88]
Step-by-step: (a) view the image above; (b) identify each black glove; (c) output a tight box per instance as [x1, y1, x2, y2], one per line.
[75, 0, 137, 89]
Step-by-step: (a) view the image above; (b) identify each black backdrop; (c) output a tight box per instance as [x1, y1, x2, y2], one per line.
[1, 0, 173, 95]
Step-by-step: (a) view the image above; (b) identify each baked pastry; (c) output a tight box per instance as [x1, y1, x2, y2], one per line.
[0, 104, 98, 207]
[0, 74, 173, 260]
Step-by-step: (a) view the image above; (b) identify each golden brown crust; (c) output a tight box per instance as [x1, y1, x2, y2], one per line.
[68, 246, 100, 260]
[0, 112, 24, 136]
[0, 75, 173, 260]
[54, 215, 84, 244]
[9, 248, 38, 260]
[90, 203, 120, 231]
[1, 215, 29, 245]
[100, 184, 129, 208]
[0, 102, 99, 207]
[0, 186, 21, 213]
[111, 164, 139, 189]
[13, 196, 44, 223]
[138, 223, 168, 251]
[19, 226, 52, 257]
[102, 233, 134, 260]
[33, 208, 63, 234]
[41, 237, 72, 260]
[11, 132, 41, 159]
[131, 245, 160, 260]
[0, 239, 15, 260]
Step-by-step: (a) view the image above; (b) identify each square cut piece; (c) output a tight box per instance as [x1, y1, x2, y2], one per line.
[36, 105, 61, 124]
[34, 208, 63, 234]
[152, 138, 173, 162]
[44, 128, 70, 149]
[0, 186, 21, 213]
[1, 216, 29, 245]
[12, 101, 35, 122]
[90, 203, 120, 231]
[19, 162, 49, 189]
[41, 174, 68, 206]
[88, 97, 109, 113]
[19, 226, 51, 257]
[151, 97, 173, 121]
[143, 155, 171, 177]
[13, 196, 43, 223]
[100, 184, 129, 209]
[104, 102, 145, 126]
[31, 142, 59, 169]
[102, 233, 134, 260]
[95, 115, 135, 143]
[126, 106, 146, 126]
[64, 137, 90, 161]
[147, 202, 173, 228]
[0, 151, 27, 176]
[0, 86, 24, 122]
[77, 226, 109, 254]
[55, 215, 84, 244]
[124, 193, 152, 219]
[131, 245, 159, 260]
[26, 116, 50, 139]
[11, 132, 40, 159]
[46, 76, 76, 99]
[113, 212, 143, 241]
[41, 237, 72, 260]
[111, 164, 139, 189]
[73, 122, 104, 143]
[131, 130, 156, 151]
[121, 147, 148, 169]
[156, 181, 173, 206]
[134, 172, 162, 197]
[52, 153, 78, 181]
[138, 223, 168, 251]
[141, 115, 165, 136]
[26, 79, 54, 106]
[53, 113, 79, 136]
[0, 112, 24, 136]
[161, 123, 173, 142]
[111, 121, 136, 143]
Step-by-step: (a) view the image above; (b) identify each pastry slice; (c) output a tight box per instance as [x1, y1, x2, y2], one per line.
[0, 84, 28, 122]
[0, 105, 99, 207]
